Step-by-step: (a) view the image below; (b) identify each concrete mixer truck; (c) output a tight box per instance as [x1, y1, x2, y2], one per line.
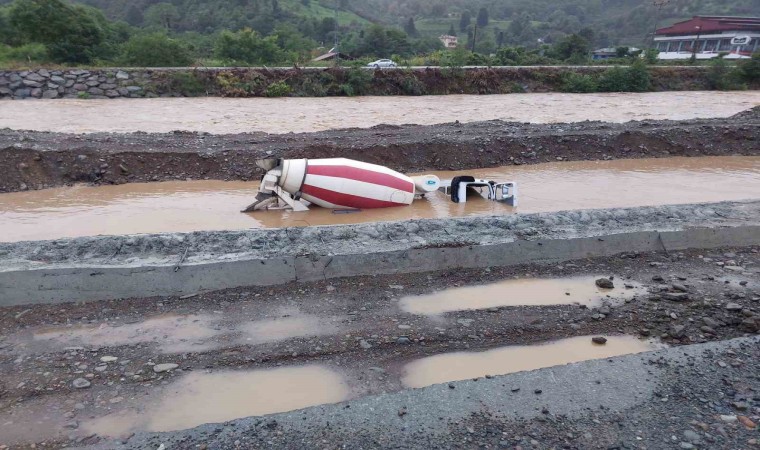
[243, 158, 516, 212]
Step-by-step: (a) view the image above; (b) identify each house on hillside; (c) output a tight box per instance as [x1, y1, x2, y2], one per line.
[655, 16, 760, 60]
[439, 35, 458, 49]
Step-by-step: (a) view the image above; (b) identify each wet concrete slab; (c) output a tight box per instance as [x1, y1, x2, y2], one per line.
[398, 276, 644, 315]
[1, 156, 759, 242]
[83, 365, 350, 436]
[400, 335, 663, 388]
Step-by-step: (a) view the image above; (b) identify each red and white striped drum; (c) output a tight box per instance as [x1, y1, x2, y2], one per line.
[278, 158, 415, 209]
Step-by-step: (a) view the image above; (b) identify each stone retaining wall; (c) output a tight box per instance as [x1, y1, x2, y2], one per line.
[0, 66, 723, 99]
[0, 68, 147, 99]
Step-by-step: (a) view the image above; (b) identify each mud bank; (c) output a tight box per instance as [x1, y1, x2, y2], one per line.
[1, 201, 759, 305]
[0, 106, 758, 194]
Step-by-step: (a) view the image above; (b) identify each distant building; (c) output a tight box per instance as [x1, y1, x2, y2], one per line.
[439, 35, 458, 49]
[655, 16, 760, 60]
[592, 47, 640, 60]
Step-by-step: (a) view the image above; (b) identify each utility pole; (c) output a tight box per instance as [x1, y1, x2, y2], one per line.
[690, 25, 702, 62]
[334, 0, 340, 67]
[649, 0, 669, 49]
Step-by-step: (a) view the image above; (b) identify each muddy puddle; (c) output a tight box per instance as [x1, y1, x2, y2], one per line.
[238, 315, 339, 345]
[1, 156, 759, 242]
[398, 276, 643, 315]
[401, 335, 663, 388]
[22, 313, 336, 354]
[1, 92, 758, 134]
[83, 365, 350, 436]
[31, 314, 220, 354]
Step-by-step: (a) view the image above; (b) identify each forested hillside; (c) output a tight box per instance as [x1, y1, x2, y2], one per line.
[0, 0, 758, 68]
[25, 0, 760, 47]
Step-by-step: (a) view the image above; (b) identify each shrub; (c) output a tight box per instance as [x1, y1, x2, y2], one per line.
[0, 43, 48, 64]
[625, 59, 651, 92]
[169, 71, 206, 96]
[738, 53, 760, 83]
[400, 74, 426, 95]
[561, 72, 598, 93]
[598, 60, 651, 92]
[121, 33, 193, 67]
[265, 80, 291, 97]
[341, 67, 373, 96]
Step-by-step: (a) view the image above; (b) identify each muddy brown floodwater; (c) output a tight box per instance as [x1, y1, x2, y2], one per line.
[1, 92, 759, 134]
[1, 156, 759, 242]
[400, 335, 663, 388]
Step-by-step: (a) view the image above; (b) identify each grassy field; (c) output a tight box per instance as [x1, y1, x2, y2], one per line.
[281, 0, 371, 26]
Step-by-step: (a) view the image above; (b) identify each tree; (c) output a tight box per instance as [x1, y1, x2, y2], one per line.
[125, 4, 144, 26]
[214, 28, 284, 64]
[550, 33, 590, 61]
[404, 17, 418, 37]
[477, 7, 489, 27]
[121, 33, 193, 66]
[447, 23, 456, 37]
[578, 27, 595, 45]
[459, 11, 470, 32]
[145, 2, 180, 31]
[9, 0, 106, 63]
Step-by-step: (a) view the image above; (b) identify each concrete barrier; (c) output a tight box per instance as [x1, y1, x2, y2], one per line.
[2, 225, 758, 306]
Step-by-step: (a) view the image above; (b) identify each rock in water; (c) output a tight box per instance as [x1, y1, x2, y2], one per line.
[595, 278, 614, 289]
[592, 336, 608, 345]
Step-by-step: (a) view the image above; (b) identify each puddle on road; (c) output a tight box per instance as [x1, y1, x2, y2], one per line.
[238, 316, 339, 345]
[1, 92, 758, 134]
[2, 156, 760, 242]
[398, 276, 644, 315]
[25, 313, 336, 354]
[31, 315, 219, 354]
[401, 335, 663, 388]
[83, 365, 350, 436]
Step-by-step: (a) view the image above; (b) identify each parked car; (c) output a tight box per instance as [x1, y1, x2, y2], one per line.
[367, 59, 398, 68]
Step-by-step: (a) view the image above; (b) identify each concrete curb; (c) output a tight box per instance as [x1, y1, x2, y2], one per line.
[2, 224, 758, 306]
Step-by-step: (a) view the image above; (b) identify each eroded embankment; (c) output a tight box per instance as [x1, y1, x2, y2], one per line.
[1, 106, 758, 193]
[1, 200, 759, 305]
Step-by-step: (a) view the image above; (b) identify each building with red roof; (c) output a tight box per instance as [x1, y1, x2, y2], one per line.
[654, 16, 759, 60]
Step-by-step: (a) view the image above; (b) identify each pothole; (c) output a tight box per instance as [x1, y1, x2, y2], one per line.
[83, 365, 350, 436]
[400, 335, 664, 388]
[398, 276, 644, 315]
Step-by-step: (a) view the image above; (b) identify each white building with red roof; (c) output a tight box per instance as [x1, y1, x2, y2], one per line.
[654, 16, 760, 60]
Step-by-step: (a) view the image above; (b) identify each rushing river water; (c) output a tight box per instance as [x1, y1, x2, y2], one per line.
[0, 92, 758, 134]
[1, 156, 759, 242]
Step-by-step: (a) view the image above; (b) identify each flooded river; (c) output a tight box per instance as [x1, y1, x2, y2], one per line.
[1, 156, 759, 242]
[0, 91, 758, 134]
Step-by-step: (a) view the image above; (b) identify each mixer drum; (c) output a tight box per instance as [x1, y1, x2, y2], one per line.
[278, 158, 416, 209]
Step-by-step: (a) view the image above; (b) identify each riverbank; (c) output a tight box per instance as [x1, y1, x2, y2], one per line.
[1, 65, 756, 100]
